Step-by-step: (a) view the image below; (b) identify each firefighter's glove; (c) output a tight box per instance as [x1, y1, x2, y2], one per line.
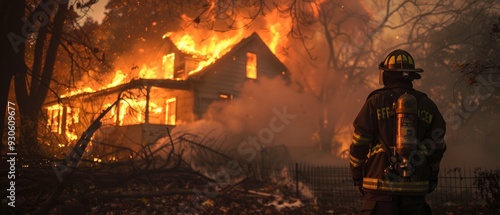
[354, 179, 364, 197]
[428, 179, 438, 194]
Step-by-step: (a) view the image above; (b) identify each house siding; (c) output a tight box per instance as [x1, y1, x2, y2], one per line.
[192, 37, 287, 118]
[41, 32, 288, 160]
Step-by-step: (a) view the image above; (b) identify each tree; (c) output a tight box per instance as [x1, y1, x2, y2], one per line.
[1, 0, 26, 155]
[12, 0, 70, 153]
[271, 0, 500, 155]
[95, 0, 500, 156]
[3, 0, 103, 154]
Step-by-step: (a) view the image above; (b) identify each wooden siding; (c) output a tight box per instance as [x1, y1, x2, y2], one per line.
[192, 36, 288, 118]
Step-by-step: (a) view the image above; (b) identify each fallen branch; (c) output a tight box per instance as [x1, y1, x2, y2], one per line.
[219, 177, 248, 194]
[80, 188, 203, 200]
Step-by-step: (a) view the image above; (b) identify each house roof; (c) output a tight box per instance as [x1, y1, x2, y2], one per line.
[44, 79, 190, 107]
[43, 32, 287, 107]
[188, 32, 288, 79]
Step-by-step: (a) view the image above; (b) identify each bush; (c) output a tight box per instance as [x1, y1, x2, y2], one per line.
[473, 168, 500, 208]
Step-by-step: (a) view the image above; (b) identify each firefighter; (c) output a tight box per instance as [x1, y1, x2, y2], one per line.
[350, 49, 446, 215]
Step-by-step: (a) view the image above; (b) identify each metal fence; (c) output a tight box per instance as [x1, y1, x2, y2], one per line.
[258, 163, 499, 210]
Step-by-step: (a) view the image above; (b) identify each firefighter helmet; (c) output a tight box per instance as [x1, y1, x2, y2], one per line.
[379, 49, 423, 85]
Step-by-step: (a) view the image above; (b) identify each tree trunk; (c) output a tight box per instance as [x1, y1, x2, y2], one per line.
[0, 0, 25, 154]
[15, 1, 69, 152]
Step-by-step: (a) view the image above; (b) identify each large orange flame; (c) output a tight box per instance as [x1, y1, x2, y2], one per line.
[166, 28, 244, 75]
[58, 8, 292, 132]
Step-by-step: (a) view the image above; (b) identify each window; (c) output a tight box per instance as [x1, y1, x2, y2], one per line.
[46, 105, 79, 141]
[65, 107, 80, 141]
[246, 52, 257, 79]
[165, 97, 177, 125]
[219, 93, 233, 101]
[47, 104, 63, 133]
[162, 53, 175, 79]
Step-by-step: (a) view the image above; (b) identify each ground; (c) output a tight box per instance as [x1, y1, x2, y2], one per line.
[2, 155, 498, 214]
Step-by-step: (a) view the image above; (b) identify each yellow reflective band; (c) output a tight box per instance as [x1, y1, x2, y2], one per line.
[352, 132, 371, 146]
[369, 147, 384, 156]
[350, 155, 365, 167]
[362, 178, 429, 193]
[409, 57, 414, 65]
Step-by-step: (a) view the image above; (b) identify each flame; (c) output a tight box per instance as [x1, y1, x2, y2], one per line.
[47, 104, 79, 142]
[62, 11, 290, 98]
[56, 10, 294, 133]
[168, 29, 244, 75]
[264, 9, 292, 59]
[115, 99, 166, 125]
[269, 23, 280, 53]
[165, 97, 176, 125]
[246, 52, 257, 79]
[107, 69, 127, 88]
[162, 53, 175, 79]
[118, 100, 129, 126]
[60, 87, 94, 98]
[139, 64, 158, 79]
[65, 107, 79, 141]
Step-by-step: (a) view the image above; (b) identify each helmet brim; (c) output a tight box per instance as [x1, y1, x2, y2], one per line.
[382, 70, 422, 80]
[379, 67, 424, 73]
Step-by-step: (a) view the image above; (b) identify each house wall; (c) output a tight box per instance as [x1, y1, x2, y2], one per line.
[192, 37, 288, 118]
[42, 86, 194, 160]
[41, 34, 288, 160]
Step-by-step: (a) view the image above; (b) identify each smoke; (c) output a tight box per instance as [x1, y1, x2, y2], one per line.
[170, 76, 327, 163]
[439, 74, 500, 168]
[83, 0, 500, 168]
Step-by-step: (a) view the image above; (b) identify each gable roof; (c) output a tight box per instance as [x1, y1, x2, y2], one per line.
[188, 32, 287, 79]
[43, 33, 287, 107]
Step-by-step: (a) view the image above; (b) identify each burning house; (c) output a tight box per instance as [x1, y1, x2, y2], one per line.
[43, 32, 289, 159]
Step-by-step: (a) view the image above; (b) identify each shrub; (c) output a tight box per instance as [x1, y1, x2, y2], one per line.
[473, 168, 500, 208]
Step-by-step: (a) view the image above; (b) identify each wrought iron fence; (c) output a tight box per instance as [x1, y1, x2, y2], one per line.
[257, 163, 499, 210]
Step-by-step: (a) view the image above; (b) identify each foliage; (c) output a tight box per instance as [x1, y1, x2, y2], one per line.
[473, 168, 500, 208]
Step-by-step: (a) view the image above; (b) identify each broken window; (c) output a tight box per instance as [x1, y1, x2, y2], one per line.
[148, 100, 164, 124]
[47, 104, 63, 133]
[64, 107, 80, 141]
[46, 105, 79, 141]
[246, 52, 257, 79]
[162, 53, 175, 79]
[165, 97, 177, 125]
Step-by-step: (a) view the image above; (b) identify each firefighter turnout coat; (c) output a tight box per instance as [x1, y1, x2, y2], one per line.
[350, 82, 446, 196]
